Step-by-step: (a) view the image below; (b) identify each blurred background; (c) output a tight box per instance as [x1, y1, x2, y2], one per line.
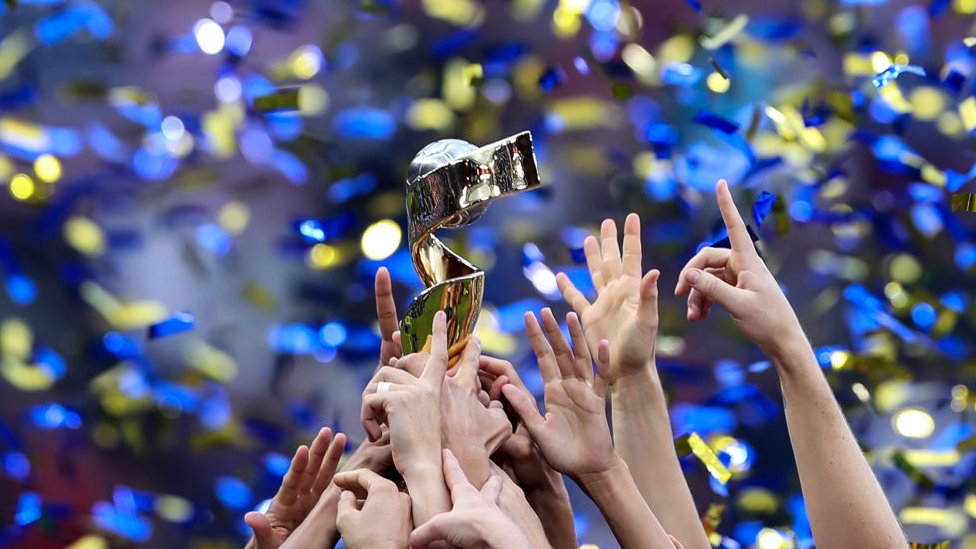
[0, 0, 975, 547]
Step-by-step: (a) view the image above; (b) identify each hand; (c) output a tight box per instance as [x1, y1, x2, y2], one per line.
[502, 309, 615, 478]
[374, 267, 402, 372]
[334, 469, 412, 549]
[410, 449, 530, 549]
[245, 428, 346, 549]
[479, 356, 561, 493]
[439, 338, 512, 484]
[361, 311, 448, 473]
[556, 214, 660, 386]
[674, 180, 806, 363]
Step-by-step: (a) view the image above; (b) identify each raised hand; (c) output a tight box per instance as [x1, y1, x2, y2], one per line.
[410, 449, 530, 549]
[245, 428, 346, 549]
[556, 214, 660, 386]
[674, 179, 804, 363]
[333, 469, 412, 549]
[501, 309, 615, 477]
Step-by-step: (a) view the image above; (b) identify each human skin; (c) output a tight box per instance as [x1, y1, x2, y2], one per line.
[675, 179, 906, 548]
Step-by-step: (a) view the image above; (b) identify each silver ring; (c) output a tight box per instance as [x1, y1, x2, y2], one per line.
[377, 381, 392, 394]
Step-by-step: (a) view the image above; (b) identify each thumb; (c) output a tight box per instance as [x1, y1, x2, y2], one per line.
[682, 268, 743, 311]
[244, 512, 275, 549]
[410, 516, 449, 548]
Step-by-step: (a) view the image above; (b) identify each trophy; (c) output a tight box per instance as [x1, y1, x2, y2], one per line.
[399, 131, 541, 357]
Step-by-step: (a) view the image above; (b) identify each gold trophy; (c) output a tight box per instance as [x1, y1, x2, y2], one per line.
[399, 131, 540, 359]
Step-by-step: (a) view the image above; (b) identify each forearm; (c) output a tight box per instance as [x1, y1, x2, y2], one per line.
[575, 457, 675, 549]
[493, 465, 552, 548]
[449, 443, 491, 488]
[611, 366, 709, 549]
[774, 336, 905, 548]
[402, 459, 451, 525]
[525, 483, 576, 549]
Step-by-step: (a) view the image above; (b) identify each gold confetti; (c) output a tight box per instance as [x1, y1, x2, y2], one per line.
[675, 432, 731, 484]
[951, 193, 976, 212]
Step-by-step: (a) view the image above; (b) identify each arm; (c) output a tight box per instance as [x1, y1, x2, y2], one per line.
[480, 356, 576, 549]
[411, 449, 531, 549]
[501, 309, 676, 549]
[557, 214, 709, 548]
[361, 311, 453, 523]
[576, 457, 673, 549]
[676, 179, 905, 548]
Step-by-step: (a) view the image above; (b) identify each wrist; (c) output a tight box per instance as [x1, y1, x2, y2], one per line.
[610, 367, 663, 410]
[572, 454, 627, 489]
[765, 331, 816, 372]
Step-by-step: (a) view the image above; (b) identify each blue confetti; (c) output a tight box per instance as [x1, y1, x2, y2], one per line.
[871, 64, 925, 88]
[28, 403, 82, 430]
[333, 108, 396, 139]
[148, 312, 196, 339]
[15, 492, 41, 526]
[215, 476, 252, 510]
[694, 110, 740, 134]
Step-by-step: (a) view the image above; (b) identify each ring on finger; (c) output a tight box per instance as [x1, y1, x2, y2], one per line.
[377, 381, 392, 394]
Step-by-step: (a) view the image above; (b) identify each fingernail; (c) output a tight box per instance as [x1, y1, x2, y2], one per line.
[686, 268, 701, 284]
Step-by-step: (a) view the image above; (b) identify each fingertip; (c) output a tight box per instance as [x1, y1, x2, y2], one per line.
[684, 268, 702, 285]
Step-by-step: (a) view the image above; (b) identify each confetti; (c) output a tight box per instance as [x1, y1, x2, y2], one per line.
[675, 432, 732, 484]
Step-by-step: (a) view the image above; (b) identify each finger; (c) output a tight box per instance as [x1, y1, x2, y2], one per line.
[674, 247, 731, 296]
[392, 352, 429, 377]
[716, 179, 754, 253]
[479, 474, 503, 504]
[478, 389, 490, 407]
[687, 287, 711, 321]
[335, 490, 356, 526]
[489, 374, 509, 401]
[441, 448, 476, 499]
[421, 311, 449, 385]
[375, 268, 400, 362]
[364, 366, 417, 395]
[682, 268, 746, 314]
[556, 272, 591, 314]
[410, 516, 450, 549]
[565, 312, 592, 379]
[361, 394, 390, 441]
[583, 236, 606, 290]
[277, 445, 309, 505]
[670, 534, 685, 549]
[478, 356, 523, 388]
[592, 339, 611, 397]
[540, 308, 575, 380]
[313, 432, 347, 496]
[452, 336, 481, 391]
[299, 427, 333, 494]
[501, 383, 546, 437]
[636, 269, 660, 333]
[333, 468, 396, 497]
[621, 213, 642, 277]
[600, 218, 623, 282]
[244, 512, 275, 549]
[524, 312, 560, 382]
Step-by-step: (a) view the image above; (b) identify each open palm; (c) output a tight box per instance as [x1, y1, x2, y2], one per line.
[557, 214, 659, 385]
[501, 309, 615, 477]
[245, 428, 346, 549]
